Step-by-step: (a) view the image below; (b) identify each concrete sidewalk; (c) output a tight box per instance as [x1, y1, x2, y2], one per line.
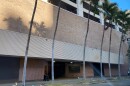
[0, 77, 130, 86]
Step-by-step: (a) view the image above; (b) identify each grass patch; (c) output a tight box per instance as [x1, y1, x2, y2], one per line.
[48, 83, 68, 86]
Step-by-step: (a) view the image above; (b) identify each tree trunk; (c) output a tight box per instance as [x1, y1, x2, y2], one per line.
[100, 22, 105, 78]
[118, 32, 123, 78]
[22, 0, 38, 86]
[83, 3, 91, 80]
[108, 26, 112, 78]
[52, 0, 61, 81]
[128, 45, 130, 75]
[128, 57, 130, 75]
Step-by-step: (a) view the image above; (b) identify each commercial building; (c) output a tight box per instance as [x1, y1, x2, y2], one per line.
[0, 0, 128, 82]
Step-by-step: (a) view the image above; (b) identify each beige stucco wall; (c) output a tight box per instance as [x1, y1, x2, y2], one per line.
[0, 0, 129, 80]
[120, 42, 129, 75]
[0, 0, 123, 53]
[0, 0, 128, 64]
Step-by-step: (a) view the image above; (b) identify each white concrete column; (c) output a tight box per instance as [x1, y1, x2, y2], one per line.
[98, 0, 104, 25]
[115, 23, 120, 31]
[77, 0, 83, 17]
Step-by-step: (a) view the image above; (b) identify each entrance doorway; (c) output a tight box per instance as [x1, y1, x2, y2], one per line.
[48, 62, 65, 79]
[0, 57, 20, 81]
[91, 63, 104, 77]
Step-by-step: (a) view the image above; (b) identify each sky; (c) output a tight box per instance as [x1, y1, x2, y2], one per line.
[110, 0, 130, 11]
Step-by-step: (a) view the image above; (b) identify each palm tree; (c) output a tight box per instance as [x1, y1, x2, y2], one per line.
[81, 0, 99, 79]
[99, 0, 117, 78]
[22, 0, 38, 86]
[107, 5, 118, 78]
[117, 11, 130, 77]
[51, 0, 61, 81]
